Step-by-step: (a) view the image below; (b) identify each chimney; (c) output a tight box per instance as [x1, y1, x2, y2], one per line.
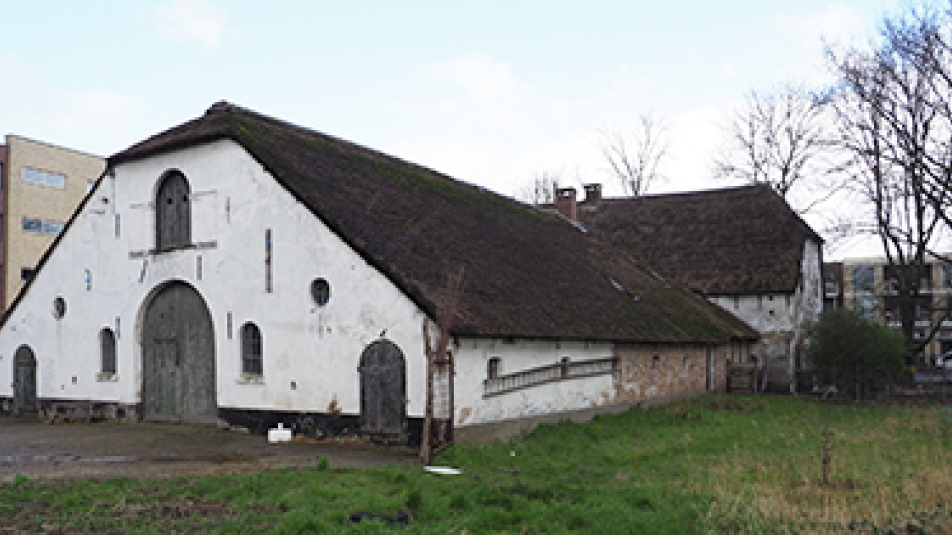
[554, 187, 578, 221]
[583, 183, 602, 205]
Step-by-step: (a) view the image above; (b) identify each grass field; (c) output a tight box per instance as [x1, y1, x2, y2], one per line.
[3, 394, 952, 533]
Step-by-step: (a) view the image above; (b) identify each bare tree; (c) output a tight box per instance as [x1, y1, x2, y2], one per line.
[420, 266, 464, 465]
[515, 170, 561, 205]
[859, 4, 952, 232]
[600, 115, 669, 197]
[828, 4, 952, 361]
[713, 86, 844, 210]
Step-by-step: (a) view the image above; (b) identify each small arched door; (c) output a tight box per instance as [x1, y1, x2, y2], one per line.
[13, 345, 37, 414]
[155, 171, 191, 251]
[141, 282, 216, 422]
[359, 340, 406, 442]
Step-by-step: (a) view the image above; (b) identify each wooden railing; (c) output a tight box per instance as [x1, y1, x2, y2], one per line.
[483, 357, 618, 397]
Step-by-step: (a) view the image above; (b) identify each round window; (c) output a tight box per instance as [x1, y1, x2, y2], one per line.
[53, 297, 66, 319]
[310, 279, 330, 306]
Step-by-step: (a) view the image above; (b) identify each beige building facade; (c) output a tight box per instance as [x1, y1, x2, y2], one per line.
[838, 256, 952, 360]
[0, 136, 104, 308]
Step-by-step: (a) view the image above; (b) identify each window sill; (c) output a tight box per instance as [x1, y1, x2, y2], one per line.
[96, 372, 118, 382]
[236, 375, 264, 385]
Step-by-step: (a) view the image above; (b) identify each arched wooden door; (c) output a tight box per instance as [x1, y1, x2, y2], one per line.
[155, 171, 191, 251]
[12, 345, 37, 414]
[141, 282, 216, 422]
[359, 340, 406, 442]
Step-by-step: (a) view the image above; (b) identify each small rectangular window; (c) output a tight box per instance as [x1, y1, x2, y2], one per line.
[853, 296, 877, 320]
[41, 221, 63, 235]
[46, 172, 66, 189]
[22, 167, 43, 185]
[22, 217, 62, 235]
[20, 267, 35, 282]
[487, 357, 501, 379]
[21, 217, 41, 232]
[851, 265, 875, 293]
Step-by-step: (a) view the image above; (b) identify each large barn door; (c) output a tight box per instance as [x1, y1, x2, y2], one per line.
[359, 340, 406, 443]
[142, 282, 216, 422]
[12, 345, 37, 414]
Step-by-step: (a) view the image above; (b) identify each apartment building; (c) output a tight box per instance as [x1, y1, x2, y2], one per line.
[833, 256, 952, 359]
[0, 136, 104, 308]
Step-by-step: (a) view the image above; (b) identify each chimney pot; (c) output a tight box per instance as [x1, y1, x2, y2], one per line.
[554, 187, 578, 221]
[583, 183, 602, 204]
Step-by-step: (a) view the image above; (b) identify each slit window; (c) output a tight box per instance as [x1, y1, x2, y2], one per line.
[53, 297, 66, 319]
[265, 229, 272, 293]
[100, 328, 116, 375]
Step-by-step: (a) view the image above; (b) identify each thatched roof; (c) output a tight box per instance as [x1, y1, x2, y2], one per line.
[109, 102, 756, 343]
[579, 185, 821, 296]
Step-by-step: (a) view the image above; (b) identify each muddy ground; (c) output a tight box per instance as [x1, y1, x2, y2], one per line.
[0, 416, 417, 482]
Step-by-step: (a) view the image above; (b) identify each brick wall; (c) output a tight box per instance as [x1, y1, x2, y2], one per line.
[612, 343, 729, 403]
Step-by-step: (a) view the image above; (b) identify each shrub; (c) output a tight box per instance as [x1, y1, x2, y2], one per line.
[804, 309, 906, 398]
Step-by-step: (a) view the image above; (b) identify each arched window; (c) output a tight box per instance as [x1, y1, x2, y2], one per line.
[155, 171, 191, 251]
[100, 328, 116, 375]
[241, 323, 263, 376]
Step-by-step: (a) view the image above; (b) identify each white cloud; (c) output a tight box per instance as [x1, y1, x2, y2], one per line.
[154, 0, 226, 49]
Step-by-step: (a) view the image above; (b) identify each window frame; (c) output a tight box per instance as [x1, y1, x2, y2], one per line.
[100, 328, 117, 376]
[240, 322, 263, 377]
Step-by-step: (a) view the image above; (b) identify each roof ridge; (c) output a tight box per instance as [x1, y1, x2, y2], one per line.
[102, 102, 759, 343]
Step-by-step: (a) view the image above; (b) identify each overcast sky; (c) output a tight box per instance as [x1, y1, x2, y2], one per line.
[0, 1, 908, 257]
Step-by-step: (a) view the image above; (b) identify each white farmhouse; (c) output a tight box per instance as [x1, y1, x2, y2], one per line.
[0, 103, 756, 445]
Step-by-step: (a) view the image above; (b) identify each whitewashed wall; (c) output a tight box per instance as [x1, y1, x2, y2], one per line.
[707, 238, 823, 389]
[708, 293, 794, 335]
[453, 338, 614, 426]
[797, 240, 824, 329]
[0, 140, 430, 417]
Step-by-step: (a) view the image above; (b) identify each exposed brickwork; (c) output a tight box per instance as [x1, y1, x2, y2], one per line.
[612, 343, 730, 403]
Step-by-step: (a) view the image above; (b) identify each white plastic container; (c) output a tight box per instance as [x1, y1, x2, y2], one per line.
[268, 422, 293, 443]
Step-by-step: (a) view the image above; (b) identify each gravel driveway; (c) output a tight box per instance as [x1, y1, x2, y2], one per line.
[0, 416, 417, 482]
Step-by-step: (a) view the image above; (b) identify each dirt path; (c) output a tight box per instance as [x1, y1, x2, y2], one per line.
[0, 416, 417, 482]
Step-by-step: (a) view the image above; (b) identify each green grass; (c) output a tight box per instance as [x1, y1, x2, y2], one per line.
[3, 395, 952, 533]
